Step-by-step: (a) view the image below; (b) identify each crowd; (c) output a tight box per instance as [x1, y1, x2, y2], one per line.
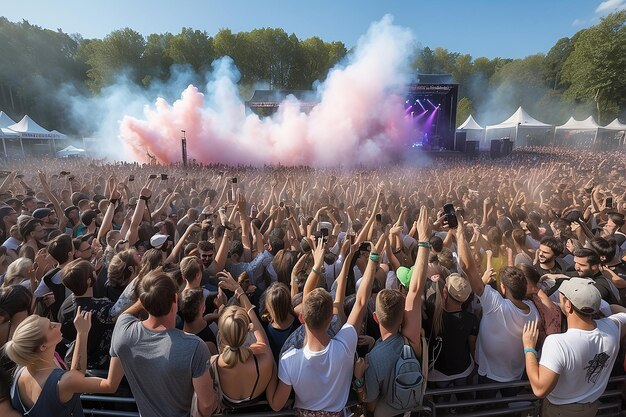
[0, 146, 626, 417]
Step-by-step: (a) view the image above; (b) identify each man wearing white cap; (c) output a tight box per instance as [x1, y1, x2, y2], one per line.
[523, 277, 626, 417]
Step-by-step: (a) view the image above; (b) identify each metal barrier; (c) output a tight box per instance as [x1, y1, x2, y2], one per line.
[81, 376, 626, 417]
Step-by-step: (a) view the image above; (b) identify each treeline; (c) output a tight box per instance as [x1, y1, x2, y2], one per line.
[0, 11, 624, 134]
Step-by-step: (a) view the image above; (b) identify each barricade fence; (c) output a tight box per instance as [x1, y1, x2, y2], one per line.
[80, 375, 626, 417]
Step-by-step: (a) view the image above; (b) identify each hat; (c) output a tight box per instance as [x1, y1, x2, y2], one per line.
[445, 274, 472, 303]
[559, 277, 601, 315]
[150, 233, 169, 249]
[397, 266, 414, 288]
[32, 208, 52, 219]
[64, 205, 79, 216]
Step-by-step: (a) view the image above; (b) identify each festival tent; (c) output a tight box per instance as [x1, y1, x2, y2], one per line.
[485, 107, 553, 146]
[555, 116, 600, 131]
[8, 115, 56, 138]
[57, 145, 85, 157]
[456, 114, 484, 143]
[553, 116, 601, 146]
[604, 118, 626, 131]
[0, 111, 16, 129]
[602, 118, 626, 146]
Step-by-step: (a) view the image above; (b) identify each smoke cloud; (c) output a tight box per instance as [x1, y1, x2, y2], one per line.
[118, 15, 417, 166]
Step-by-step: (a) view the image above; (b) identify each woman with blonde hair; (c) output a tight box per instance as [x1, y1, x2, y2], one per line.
[3, 257, 36, 291]
[261, 282, 300, 362]
[211, 271, 274, 411]
[3, 307, 122, 416]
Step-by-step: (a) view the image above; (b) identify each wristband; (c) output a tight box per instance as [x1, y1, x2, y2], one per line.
[139, 196, 150, 201]
[524, 347, 538, 357]
[369, 253, 380, 262]
[247, 306, 256, 315]
[352, 378, 365, 389]
[311, 267, 322, 276]
[234, 288, 244, 299]
[418, 241, 431, 248]
[109, 198, 119, 205]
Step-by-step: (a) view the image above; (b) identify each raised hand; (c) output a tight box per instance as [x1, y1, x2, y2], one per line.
[73, 306, 93, 335]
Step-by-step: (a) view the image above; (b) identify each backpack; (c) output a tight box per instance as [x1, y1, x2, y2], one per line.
[389, 335, 428, 412]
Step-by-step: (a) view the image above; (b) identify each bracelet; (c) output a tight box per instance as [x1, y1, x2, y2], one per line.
[234, 288, 244, 299]
[369, 253, 379, 262]
[311, 267, 322, 276]
[247, 306, 256, 315]
[524, 347, 538, 357]
[418, 241, 431, 248]
[352, 377, 365, 389]
[139, 196, 150, 201]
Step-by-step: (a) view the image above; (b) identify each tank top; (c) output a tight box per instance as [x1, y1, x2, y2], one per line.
[11, 368, 84, 417]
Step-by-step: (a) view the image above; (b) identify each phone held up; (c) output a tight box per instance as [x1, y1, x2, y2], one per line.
[443, 203, 458, 229]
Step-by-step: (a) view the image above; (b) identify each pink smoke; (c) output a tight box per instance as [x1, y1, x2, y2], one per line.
[120, 16, 416, 166]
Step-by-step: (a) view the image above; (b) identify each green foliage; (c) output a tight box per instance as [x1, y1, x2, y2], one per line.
[0, 13, 622, 134]
[456, 97, 474, 127]
[561, 11, 626, 123]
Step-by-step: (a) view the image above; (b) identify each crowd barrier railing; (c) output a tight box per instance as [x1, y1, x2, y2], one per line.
[80, 375, 626, 417]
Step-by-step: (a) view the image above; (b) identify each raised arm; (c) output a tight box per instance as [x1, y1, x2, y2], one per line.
[125, 187, 151, 246]
[334, 241, 358, 325]
[457, 215, 484, 296]
[38, 171, 68, 232]
[347, 233, 386, 330]
[401, 206, 431, 353]
[303, 239, 326, 301]
[165, 223, 201, 265]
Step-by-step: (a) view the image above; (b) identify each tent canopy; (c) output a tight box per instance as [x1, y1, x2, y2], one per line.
[457, 115, 483, 130]
[57, 145, 85, 157]
[8, 115, 54, 138]
[486, 107, 552, 130]
[0, 111, 16, 129]
[604, 118, 626, 131]
[555, 116, 600, 131]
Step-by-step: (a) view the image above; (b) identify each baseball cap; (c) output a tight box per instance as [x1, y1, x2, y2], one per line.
[396, 266, 413, 288]
[150, 233, 169, 249]
[445, 273, 471, 303]
[32, 208, 52, 219]
[559, 277, 601, 315]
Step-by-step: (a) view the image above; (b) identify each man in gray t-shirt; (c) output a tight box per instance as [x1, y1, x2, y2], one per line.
[110, 271, 217, 417]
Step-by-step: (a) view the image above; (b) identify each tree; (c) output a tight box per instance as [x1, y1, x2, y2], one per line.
[561, 11, 626, 122]
[456, 97, 474, 127]
[167, 28, 213, 72]
[80, 28, 146, 92]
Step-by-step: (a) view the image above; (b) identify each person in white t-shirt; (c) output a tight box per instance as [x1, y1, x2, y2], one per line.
[523, 277, 626, 417]
[267, 211, 386, 415]
[467, 264, 540, 399]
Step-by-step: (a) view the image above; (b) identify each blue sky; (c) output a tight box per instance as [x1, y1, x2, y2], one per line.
[3, 0, 625, 59]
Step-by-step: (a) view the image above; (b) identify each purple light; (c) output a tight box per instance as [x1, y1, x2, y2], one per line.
[416, 100, 426, 111]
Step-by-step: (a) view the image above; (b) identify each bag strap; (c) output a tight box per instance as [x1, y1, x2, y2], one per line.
[421, 330, 428, 397]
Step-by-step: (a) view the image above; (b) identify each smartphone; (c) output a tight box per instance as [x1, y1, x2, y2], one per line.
[320, 228, 329, 243]
[149, 174, 157, 179]
[161, 173, 168, 181]
[348, 234, 355, 244]
[129, 175, 135, 182]
[606, 197, 613, 208]
[68, 175, 75, 181]
[375, 213, 382, 222]
[443, 203, 458, 229]
[231, 177, 238, 184]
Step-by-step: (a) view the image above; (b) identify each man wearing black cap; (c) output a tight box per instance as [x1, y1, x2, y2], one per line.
[33, 207, 58, 235]
[523, 278, 626, 416]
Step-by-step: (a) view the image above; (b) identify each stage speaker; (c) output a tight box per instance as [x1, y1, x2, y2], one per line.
[466, 141, 479, 157]
[490, 140, 502, 159]
[501, 139, 513, 156]
[455, 131, 467, 152]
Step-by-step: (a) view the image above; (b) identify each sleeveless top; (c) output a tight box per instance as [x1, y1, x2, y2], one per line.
[212, 354, 262, 408]
[11, 368, 84, 417]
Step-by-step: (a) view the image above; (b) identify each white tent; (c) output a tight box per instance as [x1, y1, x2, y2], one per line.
[50, 130, 68, 139]
[555, 116, 600, 131]
[8, 115, 55, 138]
[0, 111, 16, 129]
[457, 115, 483, 130]
[604, 118, 626, 131]
[457, 114, 484, 143]
[57, 145, 85, 157]
[485, 107, 553, 145]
